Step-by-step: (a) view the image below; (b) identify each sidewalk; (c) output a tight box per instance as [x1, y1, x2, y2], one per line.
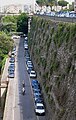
[2, 57, 15, 120]
[1, 58, 9, 98]
[3, 80, 14, 120]
[0, 57, 14, 120]
[0, 58, 9, 119]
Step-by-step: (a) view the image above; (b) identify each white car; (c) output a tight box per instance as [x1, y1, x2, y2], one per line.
[26, 60, 32, 65]
[35, 103, 45, 115]
[25, 37, 28, 40]
[30, 70, 37, 78]
[24, 44, 28, 50]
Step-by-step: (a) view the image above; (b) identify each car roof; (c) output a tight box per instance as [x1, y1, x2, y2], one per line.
[31, 70, 35, 73]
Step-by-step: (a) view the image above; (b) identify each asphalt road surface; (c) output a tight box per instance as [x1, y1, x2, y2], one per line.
[13, 37, 46, 120]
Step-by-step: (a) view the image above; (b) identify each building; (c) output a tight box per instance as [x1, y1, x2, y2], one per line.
[24, 0, 36, 13]
[1, 0, 39, 14]
[3, 4, 24, 13]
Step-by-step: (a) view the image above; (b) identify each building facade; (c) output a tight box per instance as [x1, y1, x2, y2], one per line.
[24, 0, 36, 13]
[3, 4, 24, 13]
[1, 0, 40, 14]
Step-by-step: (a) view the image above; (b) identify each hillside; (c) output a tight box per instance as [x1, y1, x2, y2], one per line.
[28, 16, 76, 120]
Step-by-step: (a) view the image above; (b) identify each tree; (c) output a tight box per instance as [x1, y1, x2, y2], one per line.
[17, 13, 28, 34]
[58, 0, 68, 7]
[2, 15, 18, 23]
[2, 15, 18, 33]
[36, 0, 47, 6]
[0, 31, 13, 71]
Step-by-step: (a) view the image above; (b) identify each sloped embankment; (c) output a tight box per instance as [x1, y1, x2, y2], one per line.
[28, 16, 76, 120]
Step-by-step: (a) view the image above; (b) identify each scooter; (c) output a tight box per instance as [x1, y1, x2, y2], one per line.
[22, 80, 25, 87]
[22, 87, 25, 95]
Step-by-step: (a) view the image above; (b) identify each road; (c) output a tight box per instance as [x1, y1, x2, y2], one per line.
[37, 15, 76, 23]
[13, 37, 46, 120]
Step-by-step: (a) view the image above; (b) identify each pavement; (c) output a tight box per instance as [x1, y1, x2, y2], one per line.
[0, 56, 15, 120]
[0, 58, 9, 120]
[2, 56, 15, 120]
[1, 58, 14, 120]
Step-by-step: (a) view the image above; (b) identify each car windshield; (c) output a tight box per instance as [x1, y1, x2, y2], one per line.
[31, 72, 35, 74]
[37, 106, 44, 109]
[10, 73, 14, 75]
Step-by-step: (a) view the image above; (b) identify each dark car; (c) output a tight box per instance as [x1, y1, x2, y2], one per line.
[27, 64, 33, 71]
[8, 65, 15, 71]
[25, 57, 31, 64]
[27, 67, 33, 74]
[9, 57, 15, 63]
[31, 80, 40, 88]
[8, 71, 15, 78]
[35, 98, 44, 105]
[34, 94, 42, 101]
[32, 81, 40, 89]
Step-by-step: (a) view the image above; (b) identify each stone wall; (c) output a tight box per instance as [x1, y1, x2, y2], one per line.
[28, 16, 76, 120]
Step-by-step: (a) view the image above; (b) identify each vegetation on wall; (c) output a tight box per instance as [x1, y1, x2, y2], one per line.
[29, 16, 76, 120]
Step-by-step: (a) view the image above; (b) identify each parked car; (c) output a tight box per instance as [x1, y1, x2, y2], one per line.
[34, 92, 42, 100]
[33, 88, 41, 93]
[35, 98, 43, 105]
[11, 51, 16, 57]
[34, 93, 42, 101]
[30, 70, 37, 78]
[8, 65, 15, 71]
[25, 57, 31, 64]
[9, 63, 15, 66]
[27, 67, 33, 74]
[33, 89, 41, 95]
[9, 57, 15, 63]
[26, 60, 33, 65]
[25, 36, 28, 40]
[31, 80, 40, 88]
[35, 103, 45, 115]
[24, 44, 28, 50]
[8, 71, 15, 78]
[26, 64, 33, 71]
